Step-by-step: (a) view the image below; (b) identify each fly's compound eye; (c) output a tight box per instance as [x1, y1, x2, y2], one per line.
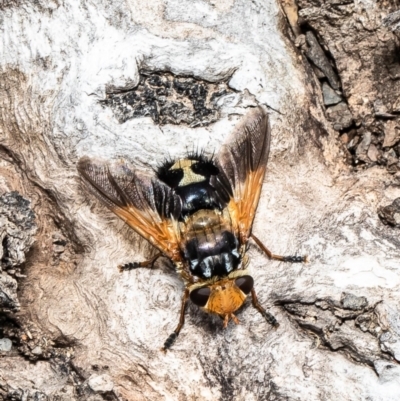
[190, 287, 211, 307]
[235, 275, 254, 295]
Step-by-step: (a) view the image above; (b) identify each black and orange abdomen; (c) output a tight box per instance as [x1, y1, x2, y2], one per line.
[180, 209, 240, 279]
[156, 156, 240, 280]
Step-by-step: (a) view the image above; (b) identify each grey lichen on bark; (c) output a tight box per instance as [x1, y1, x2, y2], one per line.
[0, 191, 37, 312]
[1, 0, 400, 400]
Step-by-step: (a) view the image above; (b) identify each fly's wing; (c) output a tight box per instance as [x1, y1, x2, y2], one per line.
[213, 107, 271, 244]
[77, 157, 183, 262]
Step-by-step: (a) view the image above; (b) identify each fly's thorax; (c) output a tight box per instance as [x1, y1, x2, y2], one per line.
[170, 159, 206, 187]
[157, 157, 219, 189]
[156, 156, 226, 218]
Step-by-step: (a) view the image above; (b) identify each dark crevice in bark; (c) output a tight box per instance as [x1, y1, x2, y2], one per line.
[378, 197, 400, 227]
[279, 294, 399, 374]
[100, 70, 236, 127]
[0, 191, 87, 400]
[281, 0, 400, 175]
[0, 141, 84, 255]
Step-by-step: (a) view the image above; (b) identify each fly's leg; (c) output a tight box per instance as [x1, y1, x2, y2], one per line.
[251, 234, 307, 263]
[162, 289, 190, 351]
[251, 288, 279, 328]
[118, 252, 162, 272]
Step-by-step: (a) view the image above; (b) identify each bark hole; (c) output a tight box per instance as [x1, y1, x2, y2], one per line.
[100, 71, 236, 127]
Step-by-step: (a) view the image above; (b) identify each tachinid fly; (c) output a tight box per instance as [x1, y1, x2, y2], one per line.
[78, 106, 306, 350]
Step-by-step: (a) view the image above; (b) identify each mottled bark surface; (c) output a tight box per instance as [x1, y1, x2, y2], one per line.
[1, 1, 400, 400]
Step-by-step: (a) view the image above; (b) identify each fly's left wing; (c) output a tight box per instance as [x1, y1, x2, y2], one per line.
[78, 157, 183, 262]
[212, 107, 271, 244]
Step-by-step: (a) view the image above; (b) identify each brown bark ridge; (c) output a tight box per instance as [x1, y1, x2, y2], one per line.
[1, 0, 400, 400]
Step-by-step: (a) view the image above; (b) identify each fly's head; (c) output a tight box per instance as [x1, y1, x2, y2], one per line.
[189, 274, 254, 327]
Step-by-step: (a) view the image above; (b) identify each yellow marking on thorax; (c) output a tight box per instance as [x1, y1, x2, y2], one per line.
[170, 159, 205, 186]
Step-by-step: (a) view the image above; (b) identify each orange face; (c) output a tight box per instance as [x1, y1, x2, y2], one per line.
[189, 275, 254, 327]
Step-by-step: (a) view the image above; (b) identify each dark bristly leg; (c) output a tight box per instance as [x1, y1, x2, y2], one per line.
[118, 253, 162, 272]
[251, 234, 307, 263]
[251, 288, 279, 328]
[162, 289, 190, 351]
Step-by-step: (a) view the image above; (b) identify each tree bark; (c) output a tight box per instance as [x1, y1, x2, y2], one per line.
[1, 0, 400, 400]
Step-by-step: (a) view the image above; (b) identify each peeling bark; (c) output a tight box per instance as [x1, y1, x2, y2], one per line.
[1, 0, 400, 400]
[293, 0, 400, 172]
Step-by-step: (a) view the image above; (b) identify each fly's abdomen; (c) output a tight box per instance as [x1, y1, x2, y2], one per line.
[157, 155, 239, 279]
[181, 210, 240, 279]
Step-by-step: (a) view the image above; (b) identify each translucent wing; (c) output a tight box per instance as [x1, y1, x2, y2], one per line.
[77, 157, 183, 262]
[213, 107, 271, 244]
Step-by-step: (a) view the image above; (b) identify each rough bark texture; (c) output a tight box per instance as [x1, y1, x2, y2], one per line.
[1, 0, 400, 400]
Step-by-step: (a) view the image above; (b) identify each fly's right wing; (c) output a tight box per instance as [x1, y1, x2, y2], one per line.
[78, 157, 183, 262]
[213, 107, 271, 245]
